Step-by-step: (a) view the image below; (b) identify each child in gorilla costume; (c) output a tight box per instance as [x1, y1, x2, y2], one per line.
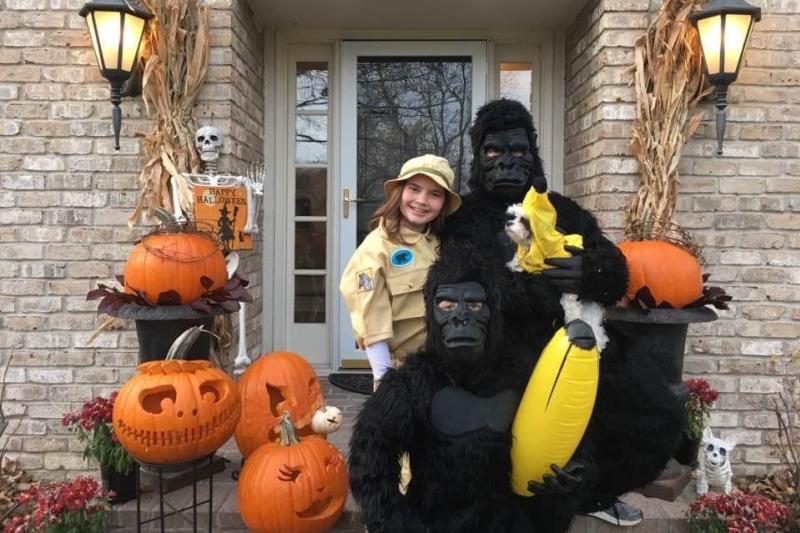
[349, 248, 534, 533]
[437, 99, 686, 531]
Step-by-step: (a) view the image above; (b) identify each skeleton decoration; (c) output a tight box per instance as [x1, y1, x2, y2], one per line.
[696, 427, 736, 494]
[181, 126, 267, 375]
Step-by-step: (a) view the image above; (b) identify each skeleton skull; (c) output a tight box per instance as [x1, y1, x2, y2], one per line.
[195, 125, 222, 162]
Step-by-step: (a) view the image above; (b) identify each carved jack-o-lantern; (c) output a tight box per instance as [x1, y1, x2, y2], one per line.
[234, 352, 325, 458]
[113, 328, 241, 464]
[237, 413, 348, 533]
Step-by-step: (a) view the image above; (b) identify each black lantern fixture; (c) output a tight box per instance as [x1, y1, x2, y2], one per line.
[690, 0, 761, 155]
[80, 0, 153, 150]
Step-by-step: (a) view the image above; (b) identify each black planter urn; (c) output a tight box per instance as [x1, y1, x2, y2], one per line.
[604, 306, 718, 402]
[101, 465, 138, 504]
[111, 304, 230, 363]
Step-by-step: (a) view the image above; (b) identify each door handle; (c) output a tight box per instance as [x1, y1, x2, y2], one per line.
[342, 188, 365, 219]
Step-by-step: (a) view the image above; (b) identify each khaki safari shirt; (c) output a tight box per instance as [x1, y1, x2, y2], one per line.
[339, 220, 439, 363]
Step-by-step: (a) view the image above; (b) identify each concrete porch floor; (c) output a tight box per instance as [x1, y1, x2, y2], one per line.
[111, 379, 694, 532]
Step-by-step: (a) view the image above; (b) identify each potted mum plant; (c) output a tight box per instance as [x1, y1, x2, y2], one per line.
[675, 378, 720, 466]
[62, 393, 136, 504]
[3, 476, 112, 533]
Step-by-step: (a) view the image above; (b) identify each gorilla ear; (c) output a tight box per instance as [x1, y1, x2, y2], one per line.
[532, 175, 547, 194]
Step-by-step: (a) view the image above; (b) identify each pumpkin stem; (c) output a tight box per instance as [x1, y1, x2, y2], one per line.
[278, 411, 301, 446]
[166, 326, 205, 360]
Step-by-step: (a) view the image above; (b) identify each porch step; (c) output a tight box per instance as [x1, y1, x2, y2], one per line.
[109, 456, 693, 532]
[110, 383, 693, 532]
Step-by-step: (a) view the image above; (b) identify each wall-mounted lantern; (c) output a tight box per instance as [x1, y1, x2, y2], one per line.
[690, 0, 761, 155]
[80, 0, 153, 151]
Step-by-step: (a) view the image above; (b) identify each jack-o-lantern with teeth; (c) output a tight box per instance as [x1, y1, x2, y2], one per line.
[235, 351, 327, 458]
[238, 412, 348, 533]
[113, 328, 241, 464]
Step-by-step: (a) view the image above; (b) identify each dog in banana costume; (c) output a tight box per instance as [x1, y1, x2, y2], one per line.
[504, 179, 607, 496]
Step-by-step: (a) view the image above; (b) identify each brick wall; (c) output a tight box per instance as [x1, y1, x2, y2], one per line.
[564, 0, 800, 476]
[0, 0, 263, 480]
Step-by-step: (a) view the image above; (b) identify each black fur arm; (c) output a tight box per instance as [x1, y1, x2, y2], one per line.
[348, 370, 426, 533]
[550, 193, 628, 306]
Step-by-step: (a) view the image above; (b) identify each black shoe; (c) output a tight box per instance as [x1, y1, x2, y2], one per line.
[586, 500, 643, 526]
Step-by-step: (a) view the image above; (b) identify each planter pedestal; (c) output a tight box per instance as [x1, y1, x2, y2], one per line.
[605, 306, 717, 501]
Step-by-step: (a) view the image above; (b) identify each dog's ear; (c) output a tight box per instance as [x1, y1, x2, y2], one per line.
[723, 434, 737, 450]
[701, 426, 714, 444]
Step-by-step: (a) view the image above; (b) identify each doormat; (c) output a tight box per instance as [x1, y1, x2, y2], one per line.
[328, 373, 373, 395]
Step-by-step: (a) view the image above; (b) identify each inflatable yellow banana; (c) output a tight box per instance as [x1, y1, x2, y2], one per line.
[510, 322, 599, 496]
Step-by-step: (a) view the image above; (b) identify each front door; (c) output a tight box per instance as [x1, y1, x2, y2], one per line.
[335, 41, 488, 369]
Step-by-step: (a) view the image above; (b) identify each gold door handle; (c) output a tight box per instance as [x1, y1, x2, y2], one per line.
[342, 188, 365, 219]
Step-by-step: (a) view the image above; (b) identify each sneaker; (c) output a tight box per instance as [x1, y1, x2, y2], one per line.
[586, 500, 643, 526]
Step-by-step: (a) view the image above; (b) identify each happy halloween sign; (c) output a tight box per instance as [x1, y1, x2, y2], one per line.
[192, 185, 253, 251]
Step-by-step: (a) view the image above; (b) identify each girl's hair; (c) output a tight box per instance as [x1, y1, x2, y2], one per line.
[370, 180, 448, 244]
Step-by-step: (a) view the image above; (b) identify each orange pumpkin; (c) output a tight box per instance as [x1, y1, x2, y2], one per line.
[234, 352, 325, 458]
[123, 230, 227, 305]
[617, 239, 703, 308]
[237, 413, 348, 533]
[113, 328, 241, 464]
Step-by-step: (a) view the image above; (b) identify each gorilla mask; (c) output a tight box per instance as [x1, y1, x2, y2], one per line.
[479, 128, 536, 200]
[467, 98, 546, 201]
[433, 281, 490, 367]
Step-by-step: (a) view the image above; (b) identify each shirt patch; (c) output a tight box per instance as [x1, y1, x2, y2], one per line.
[390, 248, 414, 267]
[357, 269, 374, 292]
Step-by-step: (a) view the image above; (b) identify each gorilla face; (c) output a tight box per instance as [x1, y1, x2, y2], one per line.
[478, 128, 536, 201]
[433, 281, 490, 367]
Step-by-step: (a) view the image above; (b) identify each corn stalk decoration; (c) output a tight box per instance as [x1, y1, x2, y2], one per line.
[625, 0, 712, 253]
[128, 0, 210, 227]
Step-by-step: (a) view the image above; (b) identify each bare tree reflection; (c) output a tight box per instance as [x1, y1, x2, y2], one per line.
[355, 58, 473, 241]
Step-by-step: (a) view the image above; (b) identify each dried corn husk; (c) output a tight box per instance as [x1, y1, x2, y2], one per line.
[625, 0, 712, 256]
[129, 0, 210, 227]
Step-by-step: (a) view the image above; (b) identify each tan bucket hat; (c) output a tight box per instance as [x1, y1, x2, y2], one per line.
[383, 154, 462, 215]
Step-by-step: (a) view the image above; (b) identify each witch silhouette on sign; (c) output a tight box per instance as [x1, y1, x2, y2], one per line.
[217, 203, 237, 251]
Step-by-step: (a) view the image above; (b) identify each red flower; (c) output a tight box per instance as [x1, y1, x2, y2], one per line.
[689, 490, 792, 533]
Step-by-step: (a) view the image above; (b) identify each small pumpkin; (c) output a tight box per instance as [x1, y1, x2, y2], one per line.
[311, 406, 343, 435]
[123, 211, 227, 305]
[234, 352, 325, 458]
[237, 412, 348, 533]
[617, 239, 703, 308]
[113, 327, 241, 464]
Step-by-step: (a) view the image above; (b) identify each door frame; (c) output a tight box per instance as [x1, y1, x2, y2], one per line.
[263, 29, 565, 373]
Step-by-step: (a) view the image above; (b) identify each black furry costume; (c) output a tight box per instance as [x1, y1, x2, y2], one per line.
[436, 99, 685, 531]
[349, 249, 533, 533]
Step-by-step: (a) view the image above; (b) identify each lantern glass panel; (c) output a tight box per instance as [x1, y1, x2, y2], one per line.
[724, 14, 752, 73]
[121, 14, 145, 72]
[697, 15, 722, 75]
[86, 14, 103, 69]
[92, 10, 122, 70]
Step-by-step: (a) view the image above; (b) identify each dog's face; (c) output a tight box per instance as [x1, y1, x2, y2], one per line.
[701, 428, 736, 467]
[504, 203, 530, 246]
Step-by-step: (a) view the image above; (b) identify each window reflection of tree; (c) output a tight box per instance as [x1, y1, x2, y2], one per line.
[296, 65, 328, 110]
[355, 59, 473, 243]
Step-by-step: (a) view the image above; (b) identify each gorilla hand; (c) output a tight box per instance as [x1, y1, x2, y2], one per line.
[542, 245, 583, 293]
[527, 460, 585, 496]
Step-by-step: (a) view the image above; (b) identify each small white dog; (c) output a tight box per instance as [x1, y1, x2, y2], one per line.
[504, 202, 608, 351]
[696, 427, 736, 494]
